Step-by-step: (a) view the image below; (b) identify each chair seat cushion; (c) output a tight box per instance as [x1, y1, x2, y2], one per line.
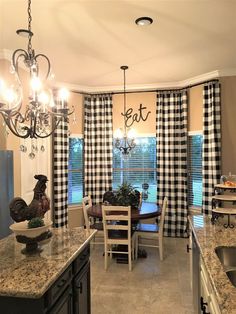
[91, 222, 103, 230]
[135, 223, 159, 233]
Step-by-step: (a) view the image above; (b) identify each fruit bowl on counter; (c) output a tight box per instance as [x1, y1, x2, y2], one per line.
[10, 218, 53, 254]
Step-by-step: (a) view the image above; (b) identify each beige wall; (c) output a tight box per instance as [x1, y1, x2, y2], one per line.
[188, 85, 203, 132]
[113, 92, 156, 135]
[68, 92, 83, 135]
[220, 76, 236, 175]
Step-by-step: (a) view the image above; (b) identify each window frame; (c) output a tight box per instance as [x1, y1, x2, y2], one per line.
[187, 130, 203, 212]
[112, 134, 157, 203]
[68, 134, 84, 206]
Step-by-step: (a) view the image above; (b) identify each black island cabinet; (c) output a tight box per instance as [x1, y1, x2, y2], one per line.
[0, 245, 91, 314]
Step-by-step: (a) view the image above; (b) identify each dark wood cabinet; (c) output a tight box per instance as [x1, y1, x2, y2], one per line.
[0, 245, 91, 314]
[73, 261, 91, 314]
[49, 286, 73, 314]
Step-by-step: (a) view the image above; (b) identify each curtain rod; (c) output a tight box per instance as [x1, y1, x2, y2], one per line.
[71, 78, 219, 95]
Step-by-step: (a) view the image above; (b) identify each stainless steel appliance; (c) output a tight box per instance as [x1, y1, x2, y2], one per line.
[0, 150, 14, 239]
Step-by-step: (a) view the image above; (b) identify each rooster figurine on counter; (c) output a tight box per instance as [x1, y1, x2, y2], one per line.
[9, 174, 50, 222]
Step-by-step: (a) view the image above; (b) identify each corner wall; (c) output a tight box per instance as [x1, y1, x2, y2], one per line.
[220, 76, 236, 175]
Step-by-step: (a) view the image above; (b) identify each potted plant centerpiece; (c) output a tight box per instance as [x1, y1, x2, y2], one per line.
[103, 182, 141, 209]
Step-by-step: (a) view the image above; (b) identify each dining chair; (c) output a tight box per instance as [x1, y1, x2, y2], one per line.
[82, 195, 104, 246]
[102, 205, 135, 271]
[135, 197, 168, 261]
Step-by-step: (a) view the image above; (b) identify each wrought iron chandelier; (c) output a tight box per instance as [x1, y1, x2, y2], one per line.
[114, 66, 136, 155]
[0, 0, 73, 139]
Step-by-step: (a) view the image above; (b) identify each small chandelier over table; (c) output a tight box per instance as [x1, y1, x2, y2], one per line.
[0, 0, 74, 140]
[114, 65, 136, 156]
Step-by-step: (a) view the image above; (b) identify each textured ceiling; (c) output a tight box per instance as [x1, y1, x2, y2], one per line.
[1, 0, 236, 91]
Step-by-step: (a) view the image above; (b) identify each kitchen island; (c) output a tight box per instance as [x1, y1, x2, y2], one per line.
[189, 214, 236, 314]
[0, 226, 96, 314]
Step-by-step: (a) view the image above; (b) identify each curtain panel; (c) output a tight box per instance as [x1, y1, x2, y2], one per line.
[202, 81, 221, 215]
[52, 117, 69, 228]
[156, 90, 188, 237]
[84, 94, 113, 204]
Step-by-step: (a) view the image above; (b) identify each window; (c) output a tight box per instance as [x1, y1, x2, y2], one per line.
[188, 133, 203, 208]
[113, 137, 157, 202]
[68, 137, 83, 204]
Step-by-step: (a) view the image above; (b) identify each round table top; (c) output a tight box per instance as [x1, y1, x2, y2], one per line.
[87, 202, 161, 221]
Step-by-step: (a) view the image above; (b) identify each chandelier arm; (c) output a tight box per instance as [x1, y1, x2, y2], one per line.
[12, 49, 29, 71]
[35, 54, 51, 80]
[0, 100, 23, 116]
[34, 117, 63, 139]
[2, 115, 30, 139]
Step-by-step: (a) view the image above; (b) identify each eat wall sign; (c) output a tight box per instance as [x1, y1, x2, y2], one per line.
[122, 103, 151, 128]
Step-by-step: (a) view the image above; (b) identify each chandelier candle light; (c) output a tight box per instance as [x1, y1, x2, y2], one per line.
[114, 66, 136, 156]
[0, 0, 73, 140]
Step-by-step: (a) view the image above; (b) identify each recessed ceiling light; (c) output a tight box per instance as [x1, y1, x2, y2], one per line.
[135, 17, 153, 26]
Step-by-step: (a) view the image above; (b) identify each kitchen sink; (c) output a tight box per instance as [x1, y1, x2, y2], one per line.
[226, 270, 236, 287]
[215, 246, 236, 268]
[215, 246, 236, 288]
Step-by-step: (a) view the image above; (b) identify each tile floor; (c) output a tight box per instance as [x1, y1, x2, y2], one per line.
[90, 237, 194, 314]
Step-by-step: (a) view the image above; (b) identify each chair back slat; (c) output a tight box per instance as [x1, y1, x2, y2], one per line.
[103, 215, 129, 221]
[82, 195, 92, 230]
[106, 224, 129, 231]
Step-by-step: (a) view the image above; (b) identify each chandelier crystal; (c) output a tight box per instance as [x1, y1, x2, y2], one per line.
[114, 66, 136, 155]
[0, 0, 73, 139]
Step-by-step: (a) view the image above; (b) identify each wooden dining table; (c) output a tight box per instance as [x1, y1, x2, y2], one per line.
[87, 201, 161, 221]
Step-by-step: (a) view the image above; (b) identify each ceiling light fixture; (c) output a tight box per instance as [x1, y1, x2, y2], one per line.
[135, 16, 153, 26]
[114, 66, 136, 156]
[0, 0, 74, 140]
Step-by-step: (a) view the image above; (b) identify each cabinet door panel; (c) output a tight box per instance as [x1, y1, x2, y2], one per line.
[73, 262, 91, 314]
[49, 286, 73, 314]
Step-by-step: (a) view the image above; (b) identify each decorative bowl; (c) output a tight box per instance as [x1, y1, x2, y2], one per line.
[10, 219, 52, 238]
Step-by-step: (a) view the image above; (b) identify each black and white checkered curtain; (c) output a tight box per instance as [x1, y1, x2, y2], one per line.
[84, 94, 113, 204]
[202, 81, 221, 215]
[156, 90, 188, 237]
[52, 117, 69, 227]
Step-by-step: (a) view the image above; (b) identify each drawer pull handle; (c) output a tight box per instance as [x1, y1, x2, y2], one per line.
[76, 282, 83, 293]
[57, 278, 67, 288]
[187, 244, 192, 253]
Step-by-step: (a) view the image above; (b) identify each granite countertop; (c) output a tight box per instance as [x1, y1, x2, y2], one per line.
[0, 227, 96, 299]
[189, 215, 236, 314]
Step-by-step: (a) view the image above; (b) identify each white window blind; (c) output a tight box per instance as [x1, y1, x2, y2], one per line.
[68, 137, 83, 204]
[113, 137, 157, 202]
[188, 134, 203, 208]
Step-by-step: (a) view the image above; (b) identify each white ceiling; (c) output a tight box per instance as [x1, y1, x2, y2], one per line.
[1, 0, 236, 92]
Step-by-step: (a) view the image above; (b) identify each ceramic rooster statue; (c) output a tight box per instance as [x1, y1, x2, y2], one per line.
[9, 175, 50, 222]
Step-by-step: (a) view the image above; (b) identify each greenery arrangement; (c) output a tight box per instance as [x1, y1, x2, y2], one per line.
[103, 182, 140, 209]
[28, 217, 45, 229]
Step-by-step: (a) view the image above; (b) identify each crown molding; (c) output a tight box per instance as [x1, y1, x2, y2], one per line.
[56, 70, 221, 93]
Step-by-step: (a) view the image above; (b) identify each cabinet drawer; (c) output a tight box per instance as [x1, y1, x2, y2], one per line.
[73, 245, 90, 276]
[46, 265, 73, 309]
